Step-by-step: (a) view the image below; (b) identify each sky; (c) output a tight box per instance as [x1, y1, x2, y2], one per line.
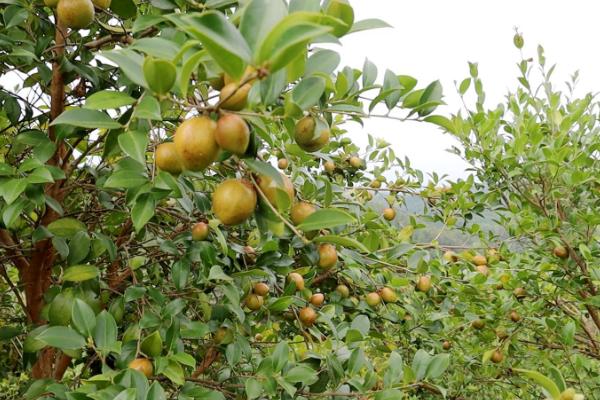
[338, 0, 600, 180]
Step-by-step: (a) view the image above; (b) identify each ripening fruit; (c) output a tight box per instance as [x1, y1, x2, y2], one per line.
[324, 161, 335, 174]
[379, 287, 398, 303]
[443, 250, 458, 263]
[317, 244, 338, 270]
[191, 222, 209, 241]
[44, 0, 59, 7]
[143, 57, 176, 95]
[278, 158, 288, 170]
[370, 180, 381, 189]
[257, 173, 295, 209]
[224, 66, 256, 86]
[309, 293, 325, 307]
[442, 340, 451, 350]
[288, 272, 305, 291]
[383, 208, 396, 221]
[92, 0, 111, 8]
[349, 156, 362, 168]
[472, 254, 487, 266]
[215, 113, 250, 155]
[290, 202, 316, 225]
[560, 388, 577, 400]
[416, 275, 432, 292]
[513, 33, 524, 49]
[365, 292, 382, 307]
[294, 116, 330, 152]
[155, 143, 182, 175]
[245, 294, 264, 311]
[254, 333, 263, 341]
[553, 245, 568, 259]
[253, 282, 269, 296]
[476, 264, 489, 276]
[128, 358, 153, 377]
[219, 83, 251, 111]
[336, 284, 350, 298]
[495, 327, 508, 339]
[513, 287, 527, 299]
[214, 327, 233, 345]
[299, 306, 317, 326]
[471, 319, 485, 330]
[57, 0, 95, 29]
[174, 116, 219, 171]
[490, 350, 504, 363]
[212, 179, 257, 225]
[509, 310, 521, 322]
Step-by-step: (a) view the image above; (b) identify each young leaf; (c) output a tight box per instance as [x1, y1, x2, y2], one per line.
[297, 208, 355, 231]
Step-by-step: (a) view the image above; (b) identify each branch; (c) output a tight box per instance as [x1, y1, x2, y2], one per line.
[0, 229, 29, 271]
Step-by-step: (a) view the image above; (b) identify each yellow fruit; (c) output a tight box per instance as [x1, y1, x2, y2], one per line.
[336, 284, 350, 298]
[472, 254, 487, 266]
[253, 282, 269, 296]
[219, 83, 251, 111]
[191, 222, 209, 241]
[471, 319, 485, 330]
[365, 292, 381, 307]
[416, 275, 432, 292]
[509, 310, 521, 322]
[288, 272, 305, 291]
[442, 340, 451, 350]
[317, 243, 338, 269]
[379, 287, 398, 303]
[224, 66, 256, 86]
[214, 327, 233, 344]
[44, 0, 59, 7]
[495, 327, 508, 339]
[128, 358, 153, 377]
[257, 173, 294, 210]
[57, 0, 95, 29]
[299, 306, 317, 326]
[513, 287, 527, 299]
[155, 142, 182, 175]
[212, 179, 257, 225]
[324, 161, 335, 174]
[92, 0, 111, 8]
[554, 245, 568, 258]
[173, 116, 219, 171]
[215, 113, 250, 155]
[560, 389, 577, 400]
[309, 293, 325, 307]
[383, 208, 396, 221]
[277, 158, 288, 170]
[349, 156, 362, 168]
[490, 350, 504, 363]
[443, 250, 458, 262]
[291, 202, 317, 225]
[245, 294, 264, 311]
[294, 116, 330, 152]
[370, 180, 381, 189]
[476, 264, 489, 276]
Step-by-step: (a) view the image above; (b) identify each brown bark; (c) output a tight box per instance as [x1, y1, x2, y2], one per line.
[191, 346, 220, 378]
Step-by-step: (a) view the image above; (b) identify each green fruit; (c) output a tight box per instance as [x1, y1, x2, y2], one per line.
[143, 57, 177, 95]
[192, 222, 209, 241]
[380, 287, 398, 303]
[155, 142, 182, 175]
[365, 292, 381, 307]
[57, 0, 95, 29]
[325, 0, 355, 37]
[294, 116, 330, 152]
[214, 327, 233, 345]
[48, 289, 75, 326]
[141, 330, 163, 357]
[336, 284, 350, 298]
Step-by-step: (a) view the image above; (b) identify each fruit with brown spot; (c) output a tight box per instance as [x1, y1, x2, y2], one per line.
[278, 158, 288, 169]
[472, 254, 487, 266]
[476, 264, 489, 276]
[554, 245, 568, 259]
[299, 306, 317, 326]
[294, 116, 330, 152]
[92, 0, 111, 8]
[513, 287, 527, 299]
[212, 179, 257, 225]
[490, 350, 504, 363]
[471, 319, 485, 330]
[324, 161, 336, 174]
[442, 340, 451, 350]
[443, 251, 458, 262]
[245, 294, 264, 311]
[510, 310, 521, 322]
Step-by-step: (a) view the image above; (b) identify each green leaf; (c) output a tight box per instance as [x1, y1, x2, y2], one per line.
[268, 296, 294, 312]
[84, 90, 136, 110]
[72, 299, 96, 338]
[547, 366, 566, 393]
[37, 326, 86, 350]
[118, 131, 149, 165]
[362, 58, 378, 87]
[312, 235, 369, 253]
[67, 231, 91, 265]
[63, 265, 99, 282]
[245, 378, 263, 400]
[146, 382, 166, 400]
[349, 18, 392, 34]
[424, 115, 455, 133]
[291, 76, 325, 110]
[110, 0, 136, 19]
[132, 95, 162, 120]
[102, 49, 147, 88]
[240, 0, 287, 53]
[425, 354, 449, 379]
[561, 320, 575, 345]
[169, 11, 251, 80]
[513, 369, 561, 399]
[114, 388, 136, 400]
[272, 341, 289, 372]
[350, 315, 370, 336]
[244, 159, 283, 186]
[412, 349, 431, 381]
[297, 208, 355, 231]
[94, 310, 119, 354]
[133, 37, 179, 60]
[0, 326, 21, 341]
[208, 265, 233, 281]
[162, 360, 185, 386]
[47, 218, 86, 238]
[305, 49, 340, 76]
[285, 364, 318, 384]
[131, 193, 155, 232]
[0, 178, 27, 204]
[50, 109, 122, 129]
[104, 170, 148, 189]
[179, 51, 205, 98]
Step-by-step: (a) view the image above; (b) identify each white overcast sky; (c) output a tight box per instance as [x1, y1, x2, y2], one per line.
[339, 0, 600, 180]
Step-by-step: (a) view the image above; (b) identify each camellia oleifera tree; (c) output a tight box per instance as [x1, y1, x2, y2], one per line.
[0, 0, 593, 398]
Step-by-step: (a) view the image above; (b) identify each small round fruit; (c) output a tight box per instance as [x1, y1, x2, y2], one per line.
[370, 180, 381, 189]
[416, 275, 432, 293]
[192, 222, 209, 241]
[472, 255, 487, 266]
[324, 161, 335, 174]
[174, 116, 219, 171]
[245, 294, 264, 311]
[471, 319, 485, 330]
[490, 350, 504, 363]
[383, 208, 396, 221]
[476, 264, 489, 276]
[219, 83, 251, 111]
[278, 158, 289, 170]
[253, 282, 269, 296]
[128, 358, 153, 377]
[349, 156, 362, 168]
[215, 113, 250, 155]
[317, 243, 338, 269]
[309, 293, 325, 307]
[155, 142, 182, 175]
[257, 173, 295, 209]
[57, 0, 94, 29]
[443, 251, 458, 263]
[212, 179, 257, 225]
[299, 306, 317, 326]
[254, 333, 263, 341]
[379, 287, 398, 303]
[495, 327, 508, 339]
[509, 310, 521, 322]
[553, 245, 568, 259]
[365, 292, 381, 307]
[291, 202, 317, 225]
[140, 331, 162, 357]
[560, 389, 577, 400]
[513, 287, 527, 299]
[294, 116, 330, 152]
[336, 284, 350, 298]
[214, 327, 233, 345]
[442, 340, 451, 350]
[288, 272, 305, 291]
